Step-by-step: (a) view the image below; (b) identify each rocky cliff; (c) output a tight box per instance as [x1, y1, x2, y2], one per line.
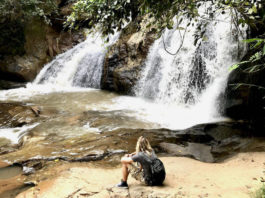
[0, 2, 85, 86]
[224, 51, 265, 135]
[101, 17, 156, 94]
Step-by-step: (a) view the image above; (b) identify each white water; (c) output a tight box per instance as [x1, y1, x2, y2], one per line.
[0, 124, 39, 144]
[134, 3, 247, 121]
[34, 33, 120, 88]
[0, 2, 248, 145]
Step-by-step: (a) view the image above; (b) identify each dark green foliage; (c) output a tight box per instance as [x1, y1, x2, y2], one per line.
[65, 0, 200, 36]
[66, 0, 264, 37]
[230, 34, 265, 73]
[0, 0, 58, 59]
[0, 0, 58, 24]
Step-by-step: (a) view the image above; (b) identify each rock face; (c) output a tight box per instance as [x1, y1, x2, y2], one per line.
[224, 56, 265, 134]
[0, 20, 49, 82]
[0, 80, 26, 90]
[0, 12, 85, 83]
[101, 17, 156, 94]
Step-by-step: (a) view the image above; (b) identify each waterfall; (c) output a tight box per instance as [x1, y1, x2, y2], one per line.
[34, 33, 119, 88]
[134, 3, 247, 118]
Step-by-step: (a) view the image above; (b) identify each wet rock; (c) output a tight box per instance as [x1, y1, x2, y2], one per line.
[0, 138, 12, 149]
[23, 166, 35, 175]
[0, 103, 40, 127]
[224, 56, 265, 134]
[1, 120, 265, 178]
[159, 142, 214, 163]
[0, 20, 50, 82]
[158, 121, 265, 162]
[72, 150, 107, 162]
[101, 17, 157, 94]
[0, 80, 26, 90]
[0, 19, 85, 83]
[45, 26, 85, 58]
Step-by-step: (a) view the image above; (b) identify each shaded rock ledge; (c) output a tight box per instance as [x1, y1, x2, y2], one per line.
[101, 17, 157, 94]
[0, 1, 85, 83]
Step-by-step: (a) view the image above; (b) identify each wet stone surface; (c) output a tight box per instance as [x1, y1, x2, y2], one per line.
[0, 103, 40, 128]
[0, 101, 265, 197]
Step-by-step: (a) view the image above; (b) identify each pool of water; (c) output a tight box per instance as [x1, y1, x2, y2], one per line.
[0, 165, 22, 179]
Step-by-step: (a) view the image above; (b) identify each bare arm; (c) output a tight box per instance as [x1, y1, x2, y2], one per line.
[129, 152, 136, 156]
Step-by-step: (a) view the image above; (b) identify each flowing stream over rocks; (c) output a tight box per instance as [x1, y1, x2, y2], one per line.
[0, 4, 247, 157]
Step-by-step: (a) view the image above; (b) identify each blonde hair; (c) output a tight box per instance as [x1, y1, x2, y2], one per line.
[136, 136, 153, 156]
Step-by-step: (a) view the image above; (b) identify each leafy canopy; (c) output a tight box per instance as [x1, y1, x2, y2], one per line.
[66, 0, 264, 36]
[0, 0, 58, 24]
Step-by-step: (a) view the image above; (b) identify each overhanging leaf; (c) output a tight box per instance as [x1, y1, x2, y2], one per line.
[242, 38, 263, 43]
[229, 64, 239, 71]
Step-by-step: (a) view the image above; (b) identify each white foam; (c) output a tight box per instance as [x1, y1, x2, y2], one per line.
[34, 32, 120, 88]
[0, 123, 39, 144]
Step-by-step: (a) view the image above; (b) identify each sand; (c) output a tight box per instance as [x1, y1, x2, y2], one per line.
[17, 152, 265, 198]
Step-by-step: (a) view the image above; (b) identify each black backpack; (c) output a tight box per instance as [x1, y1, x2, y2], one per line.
[145, 158, 166, 186]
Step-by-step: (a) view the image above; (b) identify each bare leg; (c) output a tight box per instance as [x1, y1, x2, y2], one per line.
[122, 162, 129, 182]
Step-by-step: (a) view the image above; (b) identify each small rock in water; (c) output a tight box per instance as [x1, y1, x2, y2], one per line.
[24, 181, 37, 186]
[23, 166, 35, 175]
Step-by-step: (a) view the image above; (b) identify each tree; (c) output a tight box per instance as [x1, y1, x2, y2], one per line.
[66, 0, 264, 37]
[0, 0, 58, 24]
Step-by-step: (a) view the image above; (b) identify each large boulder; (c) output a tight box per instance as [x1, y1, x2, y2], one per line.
[0, 20, 47, 82]
[0, 15, 85, 83]
[0, 80, 26, 90]
[101, 17, 157, 94]
[224, 56, 265, 134]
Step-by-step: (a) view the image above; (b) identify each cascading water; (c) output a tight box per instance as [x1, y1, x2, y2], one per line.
[34, 33, 119, 88]
[134, 2, 247, 117]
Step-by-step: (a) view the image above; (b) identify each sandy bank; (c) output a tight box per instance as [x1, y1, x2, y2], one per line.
[17, 152, 265, 198]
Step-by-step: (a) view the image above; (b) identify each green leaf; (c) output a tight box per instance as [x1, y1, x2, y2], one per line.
[263, 45, 265, 55]
[252, 5, 257, 14]
[251, 40, 263, 49]
[242, 38, 263, 43]
[229, 64, 239, 71]
[238, 18, 245, 25]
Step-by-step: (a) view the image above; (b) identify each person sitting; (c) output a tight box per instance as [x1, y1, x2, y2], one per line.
[116, 136, 166, 188]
